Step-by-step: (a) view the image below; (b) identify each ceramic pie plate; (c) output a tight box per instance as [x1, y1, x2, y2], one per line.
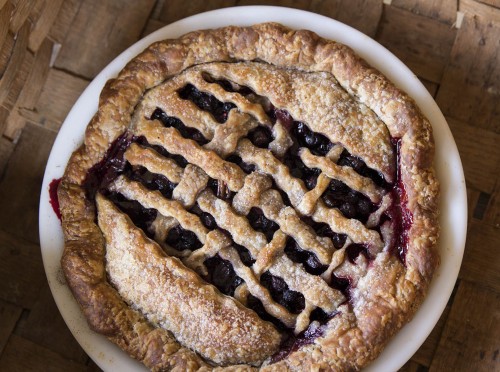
[39, 6, 467, 371]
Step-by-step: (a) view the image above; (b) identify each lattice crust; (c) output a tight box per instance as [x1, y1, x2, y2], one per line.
[59, 23, 439, 371]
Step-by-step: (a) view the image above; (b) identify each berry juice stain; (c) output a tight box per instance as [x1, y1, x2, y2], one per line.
[49, 178, 62, 221]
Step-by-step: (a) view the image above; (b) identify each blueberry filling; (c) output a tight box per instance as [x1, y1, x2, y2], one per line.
[200, 211, 217, 229]
[233, 243, 255, 267]
[83, 132, 135, 200]
[127, 165, 176, 199]
[204, 255, 243, 296]
[207, 178, 234, 201]
[268, 106, 294, 131]
[106, 192, 157, 240]
[314, 222, 347, 249]
[270, 315, 333, 364]
[321, 179, 375, 222]
[260, 272, 305, 314]
[247, 207, 279, 242]
[151, 108, 208, 145]
[283, 146, 320, 188]
[284, 238, 327, 275]
[225, 154, 255, 174]
[178, 84, 236, 123]
[246, 294, 287, 331]
[293, 122, 334, 156]
[165, 225, 203, 251]
[330, 274, 351, 299]
[248, 126, 273, 148]
[211, 78, 254, 96]
[337, 149, 389, 188]
[345, 243, 369, 263]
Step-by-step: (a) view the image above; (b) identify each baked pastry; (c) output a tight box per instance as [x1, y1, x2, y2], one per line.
[58, 23, 439, 371]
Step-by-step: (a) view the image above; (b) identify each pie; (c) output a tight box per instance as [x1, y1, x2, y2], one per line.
[58, 23, 439, 371]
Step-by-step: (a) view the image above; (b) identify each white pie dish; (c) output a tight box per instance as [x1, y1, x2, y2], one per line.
[39, 6, 467, 371]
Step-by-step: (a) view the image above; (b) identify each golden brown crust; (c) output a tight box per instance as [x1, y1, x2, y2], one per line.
[59, 23, 439, 371]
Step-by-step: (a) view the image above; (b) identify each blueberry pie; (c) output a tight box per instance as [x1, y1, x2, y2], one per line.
[58, 23, 439, 370]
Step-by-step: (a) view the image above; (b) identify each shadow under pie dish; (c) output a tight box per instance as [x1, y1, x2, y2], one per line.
[57, 22, 439, 371]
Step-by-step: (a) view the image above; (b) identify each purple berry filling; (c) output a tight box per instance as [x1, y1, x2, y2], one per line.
[151, 107, 208, 145]
[247, 207, 279, 242]
[260, 271, 305, 314]
[284, 238, 327, 275]
[204, 255, 243, 296]
[178, 84, 236, 123]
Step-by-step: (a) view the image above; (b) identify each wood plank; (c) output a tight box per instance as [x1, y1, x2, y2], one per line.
[55, 0, 155, 79]
[14, 284, 88, 364]
[398, 360, 425, 372]
[29, 68, 89, 131]
[458, 221, 500, 292]
[1, 49, 33, 112]
[28, 0, 64, 52]
[436, 15, 500, 134]
[476, 0, 500, 8]
[392, 0, 457, 24]
[446, 117, 500, 194]
[0, 29, 15, 78]
[0, 22, 30, 109]
[156, 0, 238, 25]
[459, 0, 500, 24]
[484, 185, 500, 227]
[467, 186, 482, 223]
[0, 334, 87, 372]
[8, 0, 36, 34]
[141, 18, 166, 38]
[310, 0, 383, 38]
[47, 0, 81, 44]
[430, 281, 500, 371]
[0, 300, 22, 354]
[0, 229, 46, 308]
[0, 1, 14, 50]
[2, 37, 54, 139]
[0, 123, 56, 244]
[420, 78, 438, 97]
[376, 5, 456, 83]
[0, 135, 15, 176]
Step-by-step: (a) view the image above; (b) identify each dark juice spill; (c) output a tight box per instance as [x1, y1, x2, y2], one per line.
[49, 178, 62, 220]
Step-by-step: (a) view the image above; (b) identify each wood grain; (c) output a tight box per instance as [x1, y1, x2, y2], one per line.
[0, 22, 30, 110]
[0, 335, 87, 372]
[446, 117, 500, 194]
[392, 0, 457, 24]
[28, 68, 89, 131]
[3, 38, 55, 139]
[14, 284, 89, 363]
[459, 221, 500, 292]
[0, 300, 22, 354]
[311, 0, 383, 37]
[436, 15, 500, 133]
[0, 229, 45, 308]
[430, 280, 500, 371]
[54, 0, 155, 79]
[460, 0, 500, 24]
[0, 123, 56, 243]
[376, 5, 456, 83]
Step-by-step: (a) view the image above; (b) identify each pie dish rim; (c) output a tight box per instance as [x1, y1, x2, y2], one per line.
[39, 6, 466, 372]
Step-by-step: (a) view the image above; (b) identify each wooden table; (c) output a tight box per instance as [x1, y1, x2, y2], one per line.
[0, 0, 498, 371]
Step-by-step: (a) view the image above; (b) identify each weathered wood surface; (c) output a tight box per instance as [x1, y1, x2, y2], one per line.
[0, 0, 499, 370]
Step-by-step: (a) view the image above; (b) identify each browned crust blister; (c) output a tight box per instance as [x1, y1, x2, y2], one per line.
[58, 23, 439, 371]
